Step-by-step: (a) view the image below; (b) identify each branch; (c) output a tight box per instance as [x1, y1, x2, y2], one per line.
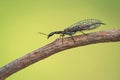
[0, 29, 120, 80]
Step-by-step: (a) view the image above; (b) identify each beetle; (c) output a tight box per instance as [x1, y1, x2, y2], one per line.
[40, 19, 105, 44]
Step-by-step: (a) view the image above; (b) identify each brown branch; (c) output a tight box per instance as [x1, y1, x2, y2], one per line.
[0, 29, 120, 80]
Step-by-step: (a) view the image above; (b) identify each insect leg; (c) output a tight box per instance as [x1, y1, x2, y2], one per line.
[62, 36, 64, 44]
[60, 34, 64, 44]
[80, 31, 87, 35]
[70, 35, 76, 44]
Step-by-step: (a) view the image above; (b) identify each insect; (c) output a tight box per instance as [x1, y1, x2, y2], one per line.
[39, 19, 105, 44]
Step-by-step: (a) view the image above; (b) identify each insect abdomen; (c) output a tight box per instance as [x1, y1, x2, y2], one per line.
[64, 19, 104, 32]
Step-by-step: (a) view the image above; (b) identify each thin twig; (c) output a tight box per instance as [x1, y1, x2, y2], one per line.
[0, 29, 120, 80]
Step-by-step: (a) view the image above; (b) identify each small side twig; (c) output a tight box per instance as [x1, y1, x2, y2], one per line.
[0, 29, 120, 80]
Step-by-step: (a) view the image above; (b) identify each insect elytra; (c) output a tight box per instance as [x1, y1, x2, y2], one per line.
[39, 19, 105, 44]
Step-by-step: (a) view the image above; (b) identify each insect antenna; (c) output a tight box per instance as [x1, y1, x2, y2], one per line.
[38, 32, 48, 36]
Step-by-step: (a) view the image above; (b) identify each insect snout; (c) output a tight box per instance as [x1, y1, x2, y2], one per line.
[47, 32, 55, 39]
[47, 31, 64, 39]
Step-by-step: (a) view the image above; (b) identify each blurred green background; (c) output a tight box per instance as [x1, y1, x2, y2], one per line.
[0, 0, 120, 80]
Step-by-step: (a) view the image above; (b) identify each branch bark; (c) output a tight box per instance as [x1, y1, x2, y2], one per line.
[0, 29, 120, 80]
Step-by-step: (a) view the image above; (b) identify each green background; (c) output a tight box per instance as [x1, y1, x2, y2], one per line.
[0, 0, 120, 80]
